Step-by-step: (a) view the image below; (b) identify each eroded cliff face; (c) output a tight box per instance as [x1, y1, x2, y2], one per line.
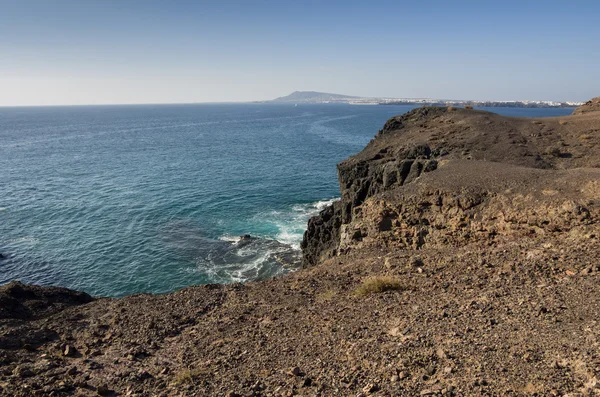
[302, 106, 600, 267]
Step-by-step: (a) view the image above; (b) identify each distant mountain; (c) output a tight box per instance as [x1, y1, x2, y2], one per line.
[271, 91, 359, 103]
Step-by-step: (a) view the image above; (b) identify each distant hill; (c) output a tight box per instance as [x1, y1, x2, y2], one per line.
[269, 91, 583, 108]
[271, 91, 359, 103]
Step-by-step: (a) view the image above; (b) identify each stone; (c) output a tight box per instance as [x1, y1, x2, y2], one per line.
[362, 383, 379, 394]
[97, 385, 110, 396]
[411, 256, 424, 267]
[63, 345, 76, 357]
[13, 365, 34, 378]
[406, 143, 431, 159]
[67, 366, 77, 376]
[289, 366, 302, 376]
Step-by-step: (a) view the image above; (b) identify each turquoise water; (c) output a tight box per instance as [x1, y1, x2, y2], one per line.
[0, 104, 574, 296]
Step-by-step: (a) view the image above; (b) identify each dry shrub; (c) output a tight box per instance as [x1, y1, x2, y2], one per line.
[559, 120, 568, 125]
[173, 367, 211, 385]
[316, 290, 336, 302]
[354, 276, 405, 296]
[464, 105, 473, 110]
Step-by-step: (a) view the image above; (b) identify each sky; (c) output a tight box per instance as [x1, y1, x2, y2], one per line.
[1, 0, 599, 106]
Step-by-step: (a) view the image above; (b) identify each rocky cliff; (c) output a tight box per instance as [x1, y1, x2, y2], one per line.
[302, 106, 600, 267]
[2, 104, 600, 396]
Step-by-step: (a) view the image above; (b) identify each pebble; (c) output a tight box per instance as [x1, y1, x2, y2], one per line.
[289, 367, 302, 376]
[63, 345, 76, 357]
[12, 365, 34, 378]
[362, 383, 379, 394]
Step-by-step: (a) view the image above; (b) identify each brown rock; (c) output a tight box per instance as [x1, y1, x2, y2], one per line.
[12, 365, 34, 378]
[97, 385, 110, 396]
[362, 383, 379, 394]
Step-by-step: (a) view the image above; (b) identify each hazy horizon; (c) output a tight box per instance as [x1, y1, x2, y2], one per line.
[1, 0, 599, 106]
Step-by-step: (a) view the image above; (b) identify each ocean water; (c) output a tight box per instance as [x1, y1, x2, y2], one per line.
[0, 104, 574, 296]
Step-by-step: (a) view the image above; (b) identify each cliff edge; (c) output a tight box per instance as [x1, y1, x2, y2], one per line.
[1, 104, 600, 396]
[302, 106, 600, 267]
[573, 97, 600, 115]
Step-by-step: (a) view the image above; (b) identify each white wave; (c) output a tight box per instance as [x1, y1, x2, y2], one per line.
[0, 207, 7, 212]
[202, 198, 338, 283]
[265, 198, 340, 249]
[218, 235, 241, 243]
[8, 236, 39, 244]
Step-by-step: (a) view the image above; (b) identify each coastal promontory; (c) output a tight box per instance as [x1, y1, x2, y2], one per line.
[2, 101, 600, 396]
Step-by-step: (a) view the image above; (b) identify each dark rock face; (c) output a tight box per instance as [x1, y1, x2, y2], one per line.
[301, 142, 439, 266]
[0, 281, 94, 320]
[301, 109, 451, 267]
[301, 201, 343, 267]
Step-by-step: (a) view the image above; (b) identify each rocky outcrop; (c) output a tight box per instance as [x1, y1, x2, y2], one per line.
[302, 106, 600, 266]
[573, 96, 600, 115]
[0, 281, 93, 320]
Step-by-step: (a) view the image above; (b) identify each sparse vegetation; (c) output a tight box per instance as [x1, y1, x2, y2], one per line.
[354, 276, 405, 296]
[316, 289, 336, 302]
[173, 367, 210, 385]
[464, 105, 473, 110]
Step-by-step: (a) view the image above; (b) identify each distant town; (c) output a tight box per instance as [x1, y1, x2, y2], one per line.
[269, 91, 583, 108]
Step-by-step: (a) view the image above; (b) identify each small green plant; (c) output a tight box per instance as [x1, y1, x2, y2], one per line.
[354, 276, 405, 296]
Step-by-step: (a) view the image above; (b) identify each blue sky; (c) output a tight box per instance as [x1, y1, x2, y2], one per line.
[1, 0, 598, 105]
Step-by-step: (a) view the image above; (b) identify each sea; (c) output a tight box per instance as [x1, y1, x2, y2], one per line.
[0, 104, 574, 297]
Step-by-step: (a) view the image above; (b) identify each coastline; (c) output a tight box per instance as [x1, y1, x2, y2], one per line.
[2, 101, 600, 396]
